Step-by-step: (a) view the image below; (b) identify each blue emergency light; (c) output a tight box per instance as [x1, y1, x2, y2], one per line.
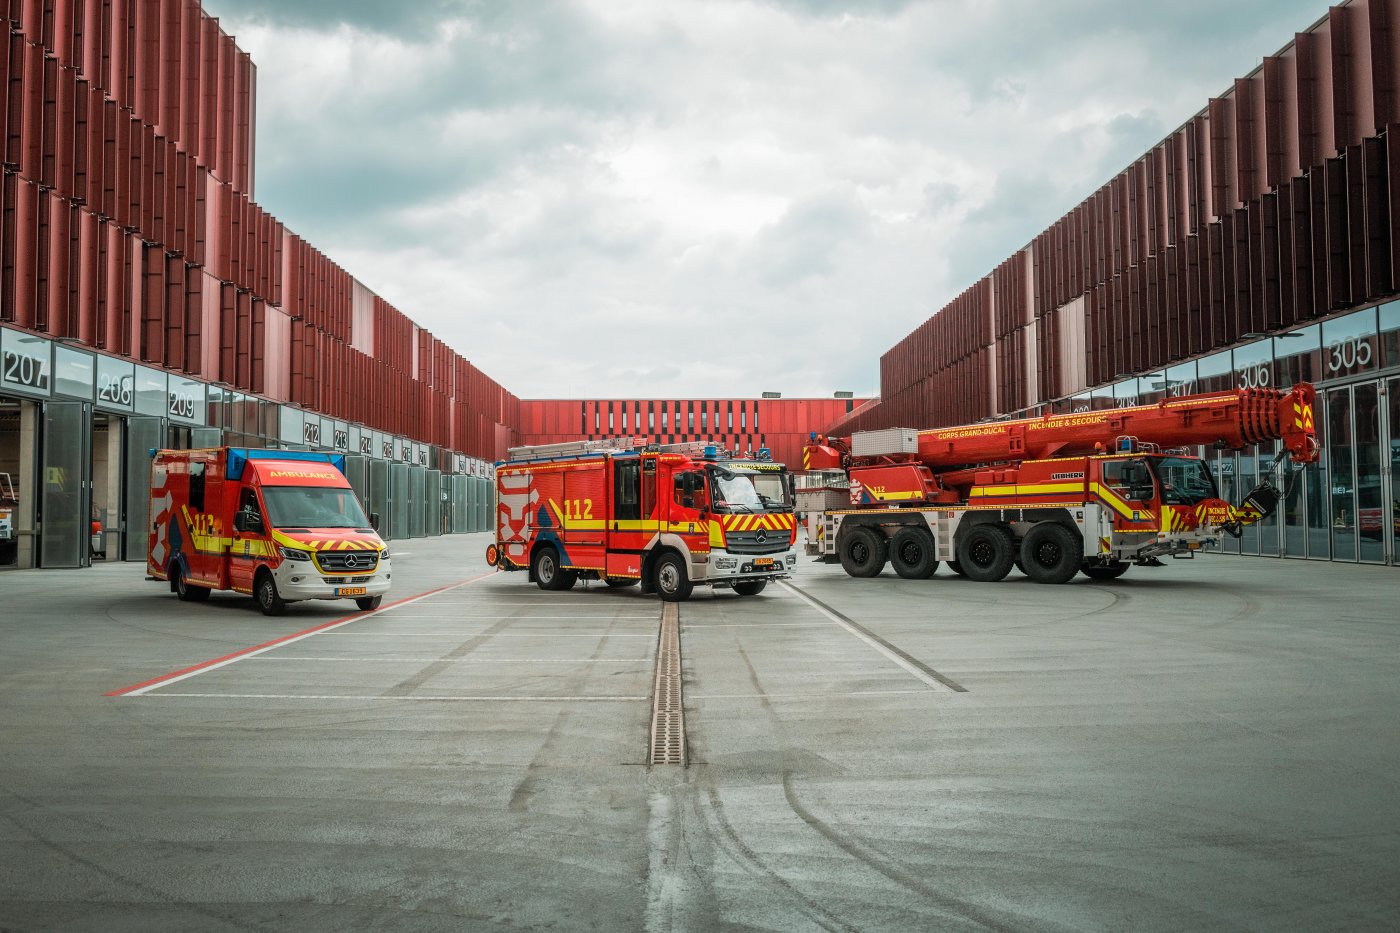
[703, 445, 718, 459]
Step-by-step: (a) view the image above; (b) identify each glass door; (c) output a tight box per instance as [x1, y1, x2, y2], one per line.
[1354, 383, 1386, 563]
[40, 400, 92, 568]
[1388, 378, 1400, 566]
[123, 416, 165, 562]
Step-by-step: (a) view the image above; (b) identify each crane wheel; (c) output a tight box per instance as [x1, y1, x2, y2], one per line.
[1020, 523, 1082, 584]
[838, 525, 887, 577]
[947, 560, 966, 577]
[890, 526, 939, 579]
[1081, 561, 1129, 581]
[955, 524, 1015, 582]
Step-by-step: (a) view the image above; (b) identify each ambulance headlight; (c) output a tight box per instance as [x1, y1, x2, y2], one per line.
[379, 547, 390, 560]
[279, 546, 312, 562]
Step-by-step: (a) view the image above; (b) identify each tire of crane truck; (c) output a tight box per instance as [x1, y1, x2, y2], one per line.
[838, 525, 887, 577]
[955, 524, 1015, 582]
[889, 526, 939, 579]
[1081, 561, 1129, 581]
[532, 545, 576, 591]
[947, 560, 966, 577]
[1019, 522, 1082, 585]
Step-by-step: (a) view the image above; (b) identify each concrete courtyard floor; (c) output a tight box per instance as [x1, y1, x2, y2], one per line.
[1, 534, 1397, 931]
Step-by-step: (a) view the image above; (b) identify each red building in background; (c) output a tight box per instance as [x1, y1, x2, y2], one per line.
[515, 397, 866, 467]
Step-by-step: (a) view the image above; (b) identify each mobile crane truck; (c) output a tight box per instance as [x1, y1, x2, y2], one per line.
[799, 383, 1318, 584]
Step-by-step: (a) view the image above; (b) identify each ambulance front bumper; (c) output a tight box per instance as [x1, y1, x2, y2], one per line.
[692, 547, 797, 584]
[273, 558, 392, 602]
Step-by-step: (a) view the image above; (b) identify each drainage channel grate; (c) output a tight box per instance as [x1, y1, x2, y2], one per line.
[649, 602, 686, 766]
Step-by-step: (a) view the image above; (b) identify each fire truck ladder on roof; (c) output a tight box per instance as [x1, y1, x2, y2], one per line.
[505, 436, 644, 461]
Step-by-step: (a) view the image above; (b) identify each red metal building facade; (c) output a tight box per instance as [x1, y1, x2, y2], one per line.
[517, 398, 865, 468]
[0, 0, 518, 461]
[838, 0, 1400, 435]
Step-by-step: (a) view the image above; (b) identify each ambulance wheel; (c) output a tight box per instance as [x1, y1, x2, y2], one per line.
[838, 525, 887, 577]
[955, 524, 1015, 582]
[172, 565, 210, 602]
[604, 577, 639, 588]
[733, 580, 767, 596]
[355, 595, 383, 611]
[1020, 523, 1082, 585]
[255, 570, 286, 616]
[1081, 561, 1129, 581]
[532, 545, 571, 591]
[654, 552, 693, 602]
[889, 526, 938, 579]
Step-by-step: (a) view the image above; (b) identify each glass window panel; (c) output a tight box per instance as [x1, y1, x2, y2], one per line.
[1232, 340, 1274, 392]
[1233, 450, 1254, 555]
[1355, 383, 1385, 563]
[166, 376, 205, 424]
[1390, 379, 1400, 565]
[96, 355, 135, 412]
[1196, 351, 1233, 393]
[1321, 308, 1379, 380]
[1112, 379, 1141, 408]
[1380, 301, 1400, 368]
[1306, 388, 1331, 559]
[1214, 450, 1241, 554]
[1328, 388, 1357, 561]
[40, 401, 89, 568]
[133, 367, 167, 416]
[1276, 325, 1323, 387]
[0, 330, 52, 397]
[52, 347, 94, 400]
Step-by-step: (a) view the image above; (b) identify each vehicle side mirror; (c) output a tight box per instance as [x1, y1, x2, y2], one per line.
[369, 512, 380, 531]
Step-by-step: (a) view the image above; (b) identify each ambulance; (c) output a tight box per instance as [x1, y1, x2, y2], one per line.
[148, 448, 391, 615]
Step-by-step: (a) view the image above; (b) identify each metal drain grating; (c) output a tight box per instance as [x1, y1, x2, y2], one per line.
[648, 602, 686, 766]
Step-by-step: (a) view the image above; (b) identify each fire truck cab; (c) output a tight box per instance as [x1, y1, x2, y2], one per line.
[148, 447, 391, 615]
[489, 439, 798, 601]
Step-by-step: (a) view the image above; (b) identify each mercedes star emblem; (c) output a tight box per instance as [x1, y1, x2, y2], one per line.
[755, 529, 768, 543]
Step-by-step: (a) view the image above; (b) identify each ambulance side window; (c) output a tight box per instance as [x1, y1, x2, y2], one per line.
[190, 463, 205, 512]
[615, 460, 640, 521]
[237, 488, 263, 531]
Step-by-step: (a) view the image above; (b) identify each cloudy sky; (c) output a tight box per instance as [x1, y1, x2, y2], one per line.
[203, 0, 1325, 400]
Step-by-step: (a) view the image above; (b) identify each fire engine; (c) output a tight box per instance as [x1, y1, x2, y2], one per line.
[487, 438, 798, 601]
[148, 448, 391, 615]
[799, 383, 1319, 584]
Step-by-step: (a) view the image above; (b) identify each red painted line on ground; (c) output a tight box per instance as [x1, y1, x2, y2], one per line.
[105, 572, 495, 697]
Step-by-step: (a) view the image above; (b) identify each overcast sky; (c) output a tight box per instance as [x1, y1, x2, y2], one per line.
[203, 0, 1325, 400]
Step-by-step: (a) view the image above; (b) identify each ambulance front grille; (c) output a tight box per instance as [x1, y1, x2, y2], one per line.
[725, 530, 790, 555]
[322, 575, 374, 584]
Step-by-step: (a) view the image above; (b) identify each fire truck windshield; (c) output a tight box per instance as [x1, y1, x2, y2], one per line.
[261, 486, 370, 529]
[708, 468, 792, 513]
[1150, 456, 1218, 506]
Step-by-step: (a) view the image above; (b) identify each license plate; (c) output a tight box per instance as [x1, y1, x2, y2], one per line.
[336, 586, 368, 597]
[753, 558, 774, 566]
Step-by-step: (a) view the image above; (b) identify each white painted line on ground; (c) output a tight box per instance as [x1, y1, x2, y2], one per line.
[779, 582, 960, 693]
[691, 689, 940, 700]
[317, 632, 657, 638]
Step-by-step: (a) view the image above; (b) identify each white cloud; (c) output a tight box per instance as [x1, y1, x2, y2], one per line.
[206, 0, 1327, 399]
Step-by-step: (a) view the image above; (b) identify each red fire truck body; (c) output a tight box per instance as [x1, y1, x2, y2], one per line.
[800, 384, 1319, 584]
[488, 439, 798, 601]
[148, 448, 391, 615]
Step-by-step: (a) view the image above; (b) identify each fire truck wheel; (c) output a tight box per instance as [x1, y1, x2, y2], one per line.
[172, 565, 211, 602]
[838, 525, 887, 577]
[355, 595, 383, 611]
[255, 570, 287, 616]
[733, 580, 767, 596]
[1020, 523, 1082, 585]
[1081, 561, 1129, 581]
[654, 552, 693, 602]
[604, 577, 639, 588]
[955, 524, 1015, 582]
[532, 545, 570, 591]
[889, 526, 939, 579]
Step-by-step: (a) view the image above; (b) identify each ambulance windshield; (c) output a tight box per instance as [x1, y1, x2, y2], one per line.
[261, 486, 370, 530]
[708, 468, 792, 514]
